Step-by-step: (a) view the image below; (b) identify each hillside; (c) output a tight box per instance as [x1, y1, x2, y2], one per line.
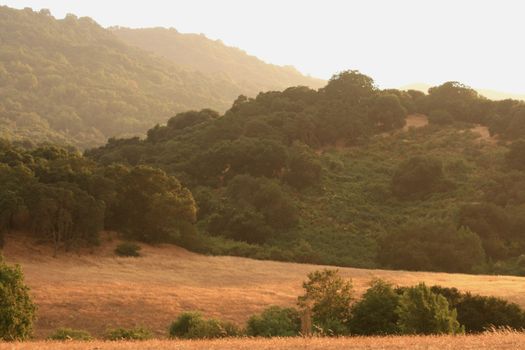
[3, 233, 525, 339]
[86, 72, 525, 276]
[111, 27, 325, 98]
[0, 6, 321, 149]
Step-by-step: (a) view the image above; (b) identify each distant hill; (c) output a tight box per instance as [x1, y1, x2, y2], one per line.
[0, 6, 322, 149]
[111, 27, 325, 98]
[401, 83, 525, 101]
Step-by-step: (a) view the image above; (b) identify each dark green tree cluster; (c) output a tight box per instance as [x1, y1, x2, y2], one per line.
[86, 68, 525, 274]
[87, 70, 411, 258]
[0, 140, 196, 253]
[379, 220, 485, 273]
[296, 270, 462, 336]
[416, 81, 525, 139]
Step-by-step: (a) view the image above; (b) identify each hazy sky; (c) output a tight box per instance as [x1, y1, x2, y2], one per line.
[3, 0, 524, 93]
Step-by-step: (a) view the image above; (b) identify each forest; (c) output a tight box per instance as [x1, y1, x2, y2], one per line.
[2, 64, 524, 275]
[0, 6, 320, 149]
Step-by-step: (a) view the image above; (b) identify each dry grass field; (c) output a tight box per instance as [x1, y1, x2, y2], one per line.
[1, 332, 525, 350]
[3, 233, 525, 340]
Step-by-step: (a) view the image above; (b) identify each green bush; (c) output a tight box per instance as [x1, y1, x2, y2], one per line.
[429, 286, 525, 333]
[114, 242, 141, 257]
[396, 283, 463, 335]
[247, 306, 301, 337]
[47, 328, 93, 341]
[392, 156, 450, 200]
[169, 312, 240, 339]
[0, 256, 37, 341]
[104, 327, 152, 341]
[349, 279, 400, 335]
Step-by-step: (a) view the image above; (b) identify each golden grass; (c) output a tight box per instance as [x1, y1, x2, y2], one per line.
[3, 233, 525, 339]
[2, 332, 525, 350]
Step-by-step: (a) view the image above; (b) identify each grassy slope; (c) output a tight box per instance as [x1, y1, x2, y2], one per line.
[3, 232, 525, 339]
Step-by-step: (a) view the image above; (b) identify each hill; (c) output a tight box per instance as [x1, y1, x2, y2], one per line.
[3, 232, 525, 339]
[111, 27, 325, 98]
[0, 6, 321, 149]
[86, 72, 525, 276]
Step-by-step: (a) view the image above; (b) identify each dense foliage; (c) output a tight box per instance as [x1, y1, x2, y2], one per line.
[0, 140, 196, 254]
[86, 68, 525, 275]
[246, 306, 301, 337]
[0, 256, 36, 341]
[349, 279, 400, 335]
[395, 283, 462, 335]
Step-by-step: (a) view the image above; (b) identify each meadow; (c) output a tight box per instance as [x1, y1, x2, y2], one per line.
[3, 233, 525, 340]
[1, 331, 524, 350]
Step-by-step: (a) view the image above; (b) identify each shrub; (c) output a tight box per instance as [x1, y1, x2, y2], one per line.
[114, 242, 141, 257]
[105, 327, 152, 340]
[297, 269, 353, 335]
[247, 306, 301, 337]
[429, 286, 525, 333]
[0, 256, 37, 341]
[47, 328, 93, 341]
[392, 156, 450, 200]
[396, 283, 463, 335]
[349, 279, 400, 335]
[169, 312, 240, 339]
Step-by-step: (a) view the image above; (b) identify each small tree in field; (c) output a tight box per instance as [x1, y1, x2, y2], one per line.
[297, 269, 353, 335]
[0, 256, 37, 341]
[396, 283, 463, 335]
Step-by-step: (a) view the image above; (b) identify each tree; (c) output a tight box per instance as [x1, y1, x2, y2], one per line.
[396, 283, 462, 335]
[380, 220, 485, 273]
[297, 269, 353, 335]
[392, 156, 450, 200]
[429, 286, 525, 333]
[323, 70, 376, 106]
[108, 166, 196, 243]
[368, 94, 407, 132]
[284, 142, 322, 189]
[247, 306, 301, 337]
[458, 203, 512, 260]
[349, 279, 400, 335]
[0, 256, 37, 341]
